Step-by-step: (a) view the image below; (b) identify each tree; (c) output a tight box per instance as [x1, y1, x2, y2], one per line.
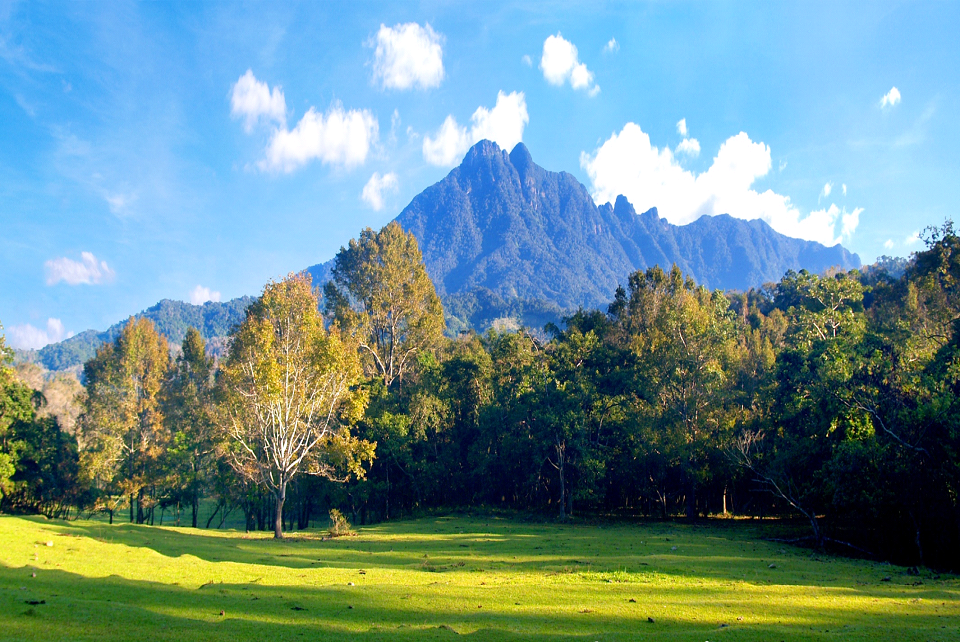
[79, 317, 170, 523]
[222, 273, 373, 538]
[163, 328, 217, 527]
[324, 221, 445, 390]
[0, 321, 38, 503]
[618, 266, 739, 518]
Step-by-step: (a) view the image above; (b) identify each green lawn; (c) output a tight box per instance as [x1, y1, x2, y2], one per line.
[1, 514, 957, 641]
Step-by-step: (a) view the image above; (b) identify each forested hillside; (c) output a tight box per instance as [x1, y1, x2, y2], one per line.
[21, 297, 253, 371]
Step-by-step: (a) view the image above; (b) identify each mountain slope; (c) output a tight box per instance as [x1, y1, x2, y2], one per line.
[28, 297, 253, 371]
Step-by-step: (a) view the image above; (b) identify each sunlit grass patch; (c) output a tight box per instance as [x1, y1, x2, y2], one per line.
[1, 514, 958, 641]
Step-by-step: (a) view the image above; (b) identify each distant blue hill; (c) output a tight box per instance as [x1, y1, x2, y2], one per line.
[26, 297, 253, 371]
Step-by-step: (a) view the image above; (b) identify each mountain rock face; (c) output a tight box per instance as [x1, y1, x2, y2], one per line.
[394, 140, 860, 309]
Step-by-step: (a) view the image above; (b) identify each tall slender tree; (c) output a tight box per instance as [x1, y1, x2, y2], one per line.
[79, 317, 170, 523]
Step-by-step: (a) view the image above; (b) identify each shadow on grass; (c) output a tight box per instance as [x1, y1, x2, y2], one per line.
[2, 561, 956, 642]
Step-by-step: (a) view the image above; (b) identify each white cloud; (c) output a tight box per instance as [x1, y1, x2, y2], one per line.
[677, 118, 688, 137]
[842, 183, 847, 196]
[190, 285, 221, 305]
[884, 239, 894, 250]
[675, 138, 700, 157]
[105, 191, 137, 215]
[45, 252, 115, 286]
[371, 23, 444, 91]
[821, 182, 832, 199]
[6, 318, 70, 350]
[423, 91, 529, 166]
[905, 230, 922, 246]
[779, 159, 787, 172]
[260, 103, 379, 172]
[880, 86, 901, 108]
[361, 172, 399, 211]
[522, 54, 532, 67]
[604, 37, 619, 53]
[580, 123, 865, 247]
[231, 70, 286, 132]
[840, 206, 862, 240]
[540, 33, 599, 96]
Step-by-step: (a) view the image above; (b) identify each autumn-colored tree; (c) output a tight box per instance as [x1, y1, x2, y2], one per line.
[80, 317, 170, 523]
[324, 221, 445, 390]
[222, 273, 373, 538]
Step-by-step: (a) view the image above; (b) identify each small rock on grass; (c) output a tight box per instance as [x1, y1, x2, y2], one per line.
[647, 617, 655, 623]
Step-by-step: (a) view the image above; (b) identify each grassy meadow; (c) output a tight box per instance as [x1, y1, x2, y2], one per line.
[1, 514, 958, 641]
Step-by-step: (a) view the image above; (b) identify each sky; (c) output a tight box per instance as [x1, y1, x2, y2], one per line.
[2, 1, 958, 349]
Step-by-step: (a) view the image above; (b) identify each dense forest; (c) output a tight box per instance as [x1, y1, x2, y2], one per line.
[1, 220, 958, 570]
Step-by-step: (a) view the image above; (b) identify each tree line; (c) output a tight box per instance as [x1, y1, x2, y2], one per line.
[2, 221, 959, 569]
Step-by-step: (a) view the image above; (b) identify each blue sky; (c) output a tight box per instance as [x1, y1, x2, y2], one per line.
[2, 1, 958, 349]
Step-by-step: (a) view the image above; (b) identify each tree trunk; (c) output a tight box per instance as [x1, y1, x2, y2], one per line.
[274, 482, 287, 539]
[192, 494, 199, 529]
[557, 441, 567, 521]
[130, 494, 135, 523]
[685, 474, 697, 520]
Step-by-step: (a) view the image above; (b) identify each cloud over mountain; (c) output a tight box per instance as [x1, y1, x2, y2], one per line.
[423, 91, 528, 166]
[540, 33, 599, 96]
[580, 123, 863, 246]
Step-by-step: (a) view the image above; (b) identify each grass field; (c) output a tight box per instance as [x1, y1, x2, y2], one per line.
[1, 514, 958, 641]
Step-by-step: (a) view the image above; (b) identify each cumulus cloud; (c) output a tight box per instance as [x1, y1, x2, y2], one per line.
[371, 22, 444, 90]
[580, 123, 865, 246]
[905, 230, 922, 246]
[6, 318, 70, 350]
[677, 119, 688, 137]
[45, 252, 115, 286]
[842, 183, 847, 196]
[361, 172, 399, 211]
[821, 182, 833, 199]
[522, 54, 532, 67]
[884, 239, 894, 250]
[675, 137, 700, 157]
[880, 86, 901, 108]
[260, 103, 378, 172]
[540, 33, 599, 96]
[604, 37, 619, 53]
[231, 70, 286, 132]
[190, 285, 221, 305]
[423, 91, 529, 166]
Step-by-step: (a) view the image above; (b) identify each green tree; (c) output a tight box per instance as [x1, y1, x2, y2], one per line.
[618, 266, 740, 518]
[324, 221, 445, 390]
[0, 322, 38, 502]
[163, 328, 217, 527]
[222, 273, 373, 539]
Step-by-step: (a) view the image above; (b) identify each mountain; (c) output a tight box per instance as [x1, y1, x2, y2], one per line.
[35, 139, 862, 370]
[393, 140, 859, 309]
[22, 297, 253, 372]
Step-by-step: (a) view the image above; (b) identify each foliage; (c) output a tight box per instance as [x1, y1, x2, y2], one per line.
[327, 507, 352, 536]
[221, 273, 373, 538]
[324, 221, 445, 390]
